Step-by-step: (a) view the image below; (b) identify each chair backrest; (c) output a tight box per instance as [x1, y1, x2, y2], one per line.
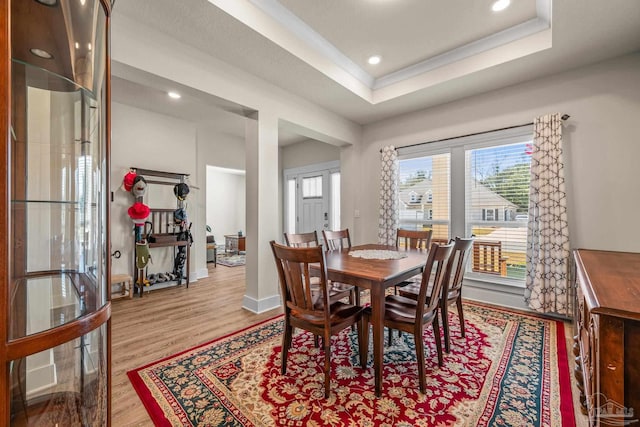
[414, 242, 454, 319]
[270, 240, 329, 322]
[322, 229, 351, 251]
[396, 229, 433, 250]
[284, 231, 319, 248]
[472, 240, 504, 275]
[442, 237, 475, 300]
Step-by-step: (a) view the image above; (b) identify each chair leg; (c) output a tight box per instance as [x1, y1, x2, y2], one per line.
[414, 328, 426, 394]
[387, 327, 393, 346]
[432, 316, 444, 367]
[441, 301, 451, 353]
[323, 335, 331, 398]
[282, 323, 293, 374]
[456, 297, 465, 338]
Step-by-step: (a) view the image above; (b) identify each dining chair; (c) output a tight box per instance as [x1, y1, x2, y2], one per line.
[393, 228, 433, 295]
[284, 231, 356, 304]
[284, 230, 320, 248]
[322, 229, 361, 307]
[399, 237, 475, 353]
[322, 229, 352, 251]
[270, 241, 366, 398]
[362, 242, 454, 394]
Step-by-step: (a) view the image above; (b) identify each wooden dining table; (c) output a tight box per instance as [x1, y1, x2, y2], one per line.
[322, 243, 428, 397]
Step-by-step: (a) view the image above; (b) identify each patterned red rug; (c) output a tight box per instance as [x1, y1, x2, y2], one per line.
[128, 301, 575, 426]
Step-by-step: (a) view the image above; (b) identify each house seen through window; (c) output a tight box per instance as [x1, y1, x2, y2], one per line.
[398, 127, 533, 284]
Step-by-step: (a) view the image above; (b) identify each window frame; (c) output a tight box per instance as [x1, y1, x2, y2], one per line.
[398, 125, 533, 288]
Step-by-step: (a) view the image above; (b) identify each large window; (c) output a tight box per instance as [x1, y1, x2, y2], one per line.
[398, 126, 532, 285]
[398, 153, 450, 242]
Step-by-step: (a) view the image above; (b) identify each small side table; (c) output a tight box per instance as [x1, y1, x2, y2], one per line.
[224, 235, 246, 254]
[111, 274, 133, 300]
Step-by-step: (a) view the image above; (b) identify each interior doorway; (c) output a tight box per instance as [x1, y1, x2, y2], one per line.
[283, 161, 340, 241]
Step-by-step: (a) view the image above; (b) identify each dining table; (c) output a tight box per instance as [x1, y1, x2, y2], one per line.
[321, 243, 428, 397]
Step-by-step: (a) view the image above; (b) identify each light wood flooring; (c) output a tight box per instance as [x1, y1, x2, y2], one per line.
[111, 263, 587, 426]
[111, 264, 281, 426]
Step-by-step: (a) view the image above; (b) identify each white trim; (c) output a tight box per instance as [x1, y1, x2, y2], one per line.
[398, 124, 534, 158]
[283, 160, 340, 178]
[237, 0, 550, 93]
[242, 293, 281, 314]
[195, 267, 209, 280]
[375, 18, 549, 90]
[463, 277, 530, 311]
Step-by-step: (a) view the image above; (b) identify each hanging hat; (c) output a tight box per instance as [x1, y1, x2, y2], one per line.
[122, 170, 137, 192]
[174, 183, 190, 201]
[131, 175, 148, 198]
[128, 201, 150, 224]
[174, 208, 187, 224]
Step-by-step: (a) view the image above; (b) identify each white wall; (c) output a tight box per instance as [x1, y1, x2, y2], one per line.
[280, 139, 340, 170]
[206, 167, 246, 239]
[111, 102, 198, 278]
[351, 53, 640, 254]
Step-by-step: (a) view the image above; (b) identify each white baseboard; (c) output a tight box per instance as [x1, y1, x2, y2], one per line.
[463, 278, 530, 311]
[26, 362, 57, 399]
[194, 268, 208, 280]
[242, 294, 281, 314]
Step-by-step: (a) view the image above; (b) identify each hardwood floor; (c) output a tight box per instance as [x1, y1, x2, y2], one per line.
[111, 263, 586, 426]
[110, 264, 281, 426]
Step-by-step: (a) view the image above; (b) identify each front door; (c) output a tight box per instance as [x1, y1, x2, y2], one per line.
[299, 171, 329, 239]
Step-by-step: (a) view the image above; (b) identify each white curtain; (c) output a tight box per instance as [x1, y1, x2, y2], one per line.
[378, 146, 399, 246]
[524, 114, 571, 316]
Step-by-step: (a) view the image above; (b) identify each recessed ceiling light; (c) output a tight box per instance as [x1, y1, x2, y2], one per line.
[168, 91, 181, 99]
[368, 55, 381, 65]
[492, 0, 510, 12]
[30, 48, 53, 59]
[75, 42, 80, 49]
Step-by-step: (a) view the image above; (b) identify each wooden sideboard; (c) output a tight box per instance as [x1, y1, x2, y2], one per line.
[573, 249, 640, 426]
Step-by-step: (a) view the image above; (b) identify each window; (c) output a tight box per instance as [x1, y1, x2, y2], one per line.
[466, 142, 532, 281]
[398, 153, 450, 241]
[330, 172, 340, 230]
[302, 176, 322, 198]
[286, 178, 296, 234]
[398, 126, 532, 285]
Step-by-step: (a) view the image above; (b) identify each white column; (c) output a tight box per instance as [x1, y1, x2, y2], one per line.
[243, 111, 281, 313]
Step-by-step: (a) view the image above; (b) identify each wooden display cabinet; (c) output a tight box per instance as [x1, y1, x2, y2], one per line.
[0, 1, 113, 425]
[573, 249, 640, 427]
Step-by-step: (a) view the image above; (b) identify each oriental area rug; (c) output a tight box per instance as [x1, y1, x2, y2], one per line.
[128, 302, 575, 426]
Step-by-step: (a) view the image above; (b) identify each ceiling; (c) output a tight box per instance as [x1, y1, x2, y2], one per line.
[111, 0, 640, 143]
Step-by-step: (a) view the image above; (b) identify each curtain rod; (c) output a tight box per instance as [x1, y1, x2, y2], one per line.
[380, 114, 570, 153]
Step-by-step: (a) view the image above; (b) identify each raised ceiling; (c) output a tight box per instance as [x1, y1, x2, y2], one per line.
[111, 0, 640, 127]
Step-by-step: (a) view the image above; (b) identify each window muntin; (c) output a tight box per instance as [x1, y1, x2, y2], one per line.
[302, 176, 322, 198]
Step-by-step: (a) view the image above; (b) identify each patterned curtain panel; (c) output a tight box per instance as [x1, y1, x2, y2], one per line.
[378, 146, 399, 245]
[524, 114, 571, 316]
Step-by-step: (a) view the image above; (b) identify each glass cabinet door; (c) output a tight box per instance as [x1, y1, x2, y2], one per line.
[4, 0, 112, 425]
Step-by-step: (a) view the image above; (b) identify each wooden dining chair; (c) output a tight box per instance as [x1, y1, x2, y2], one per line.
[321, 229, 360, 307]
[399, 237, 475, 353]
[362, 242, 454, 394]
[393, 228, 433, 295]
[270, 241, 366, 398]
[284, 231, 320, 248]
[284, 231, 358, 323]
[396, 228, 433, 251]
[322, 229, 352, 251]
